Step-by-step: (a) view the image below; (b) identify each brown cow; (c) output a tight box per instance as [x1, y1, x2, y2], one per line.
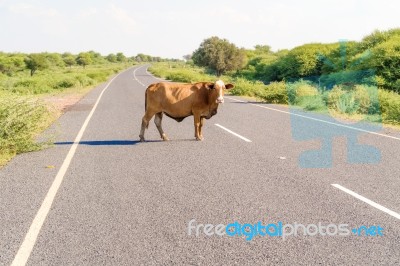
[139, 80, 234, 141]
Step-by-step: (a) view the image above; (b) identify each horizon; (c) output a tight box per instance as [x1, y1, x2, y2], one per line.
[1, 0, 399, 59]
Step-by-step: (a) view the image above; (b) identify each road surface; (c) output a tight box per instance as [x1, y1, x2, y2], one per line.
[1, 65, 399, 265]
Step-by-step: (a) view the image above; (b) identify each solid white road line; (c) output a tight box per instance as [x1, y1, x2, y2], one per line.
[332, 184, 400, 220]
[214, 124, 252, 142]
[133, 66, 146, 87]
[11, 68, 133, 266]
[224, 96, 400, 141]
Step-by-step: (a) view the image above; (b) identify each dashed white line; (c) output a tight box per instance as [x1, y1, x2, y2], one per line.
[133, 66, 146, 87]
[332, 184, 400, 220]
[214, 124, 252, 142]
[224, 96, 400, 141]
[11, 68, 133, 266]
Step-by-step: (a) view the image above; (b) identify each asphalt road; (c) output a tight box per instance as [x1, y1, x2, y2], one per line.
[1, 64, 399, 265]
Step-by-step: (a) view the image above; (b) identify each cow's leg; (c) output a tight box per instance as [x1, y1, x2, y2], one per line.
[199, 117, 205, 140]
[193, 115, 203, 141]
[154, 112, 169, 141]
[139, 110, 157, 142]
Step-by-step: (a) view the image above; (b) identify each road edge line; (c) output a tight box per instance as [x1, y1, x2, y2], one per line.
[224, 96, 400, 141]
[11, 67, 134, 266]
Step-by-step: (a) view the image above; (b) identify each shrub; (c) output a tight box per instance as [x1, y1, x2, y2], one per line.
[379, 89, 400, 124]
[287, 80, 318, 105]
[166, 71, 201, 83]
[260, 81, 288, 104]
[327, 85, 345, 109]
[86, 71, 108, 82]
[302, 95, 326, 111]
[55, 77, 76, 89]
[0, 93, 53, 165]
[230, 78, 264, 97]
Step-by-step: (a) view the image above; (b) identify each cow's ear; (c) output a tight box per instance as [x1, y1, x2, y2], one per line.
[206, 83, 215, 90]
[225, 83, 234, 90]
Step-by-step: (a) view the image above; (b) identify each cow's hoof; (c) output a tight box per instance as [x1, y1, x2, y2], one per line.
[139, 136, 145, 142]
[162, 134, 169, 141]
[195, 136, 204, 141]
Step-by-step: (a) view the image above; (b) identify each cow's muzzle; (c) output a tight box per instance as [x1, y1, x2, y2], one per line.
[216, 98, 224, 104]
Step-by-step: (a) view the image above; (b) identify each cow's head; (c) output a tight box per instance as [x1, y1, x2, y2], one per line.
[206, 80, 234, 104]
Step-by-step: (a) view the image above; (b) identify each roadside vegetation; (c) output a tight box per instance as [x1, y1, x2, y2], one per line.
[2, 29, 400, 166]
[149, 29, 400, 127]
[0, 51, 172, 166]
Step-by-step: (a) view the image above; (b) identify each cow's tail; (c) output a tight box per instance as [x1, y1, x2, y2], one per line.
[144, 87, 149, 129]
[144, 89, 148, 112]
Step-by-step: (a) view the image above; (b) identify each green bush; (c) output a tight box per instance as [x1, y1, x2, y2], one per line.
[379, 89, 400, 124]
[230, 78, 264, 97]
[325, 84, 384, 117]
[327, 85, 345, 109]
[74, 74, 95, 87]
[0, 93, 53, 165]
[260, 81, 288, 104]
[86, 71, 108, 82]
[166, 71, 201, 83]
[287, 80, 318, 105]
[13, 79, 38, 88]
[55, 77, 77, 89]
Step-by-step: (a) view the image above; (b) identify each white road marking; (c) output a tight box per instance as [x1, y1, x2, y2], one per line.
[133, 66, 146, 87]
[332, 184, 400, 220]
[225, 97, 246, 103]
[214, 124, 252, 142]
[224, 96, 400, 141]
[11, 68, 133, 266]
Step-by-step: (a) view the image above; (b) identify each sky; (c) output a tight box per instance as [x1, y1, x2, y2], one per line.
[0, 0, 399, 59]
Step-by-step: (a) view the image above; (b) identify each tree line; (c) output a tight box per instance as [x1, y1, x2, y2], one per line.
[189, 28, 400, 93]
[0, 51, 173, 76]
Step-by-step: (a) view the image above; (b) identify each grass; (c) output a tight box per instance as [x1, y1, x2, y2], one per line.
[149, 62, 400, 127]
[0, 63, 132, 166]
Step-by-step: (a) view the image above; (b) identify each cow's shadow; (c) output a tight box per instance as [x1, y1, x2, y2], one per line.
[54, 140, 142, 146]
[54, 139, 195, 146]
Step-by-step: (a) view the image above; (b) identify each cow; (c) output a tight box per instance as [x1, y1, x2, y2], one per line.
[139, 80, 234, 141]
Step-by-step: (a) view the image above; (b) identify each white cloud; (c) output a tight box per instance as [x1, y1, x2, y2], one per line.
[107, 4, 138, 34]
[8, 3, 59, 17]
[78, 7, 98, 18]
[206, 6, 252, 24]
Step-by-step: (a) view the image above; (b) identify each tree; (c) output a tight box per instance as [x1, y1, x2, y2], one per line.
[136, 53, 152, 62]
[76, 52, 92, 68]
[62, 53, 76, 68]
[87, 50, 105, 64]
[366, 35, 400, 92]
[183, 54, 192, 61]
[106, 53, 117, 63]
[192, 36, 247, 76]
[45, 53, 65, 67]
[116, 52, 126, 62]
[24, 53, 49, 76]
[0, 53, 25, 75]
